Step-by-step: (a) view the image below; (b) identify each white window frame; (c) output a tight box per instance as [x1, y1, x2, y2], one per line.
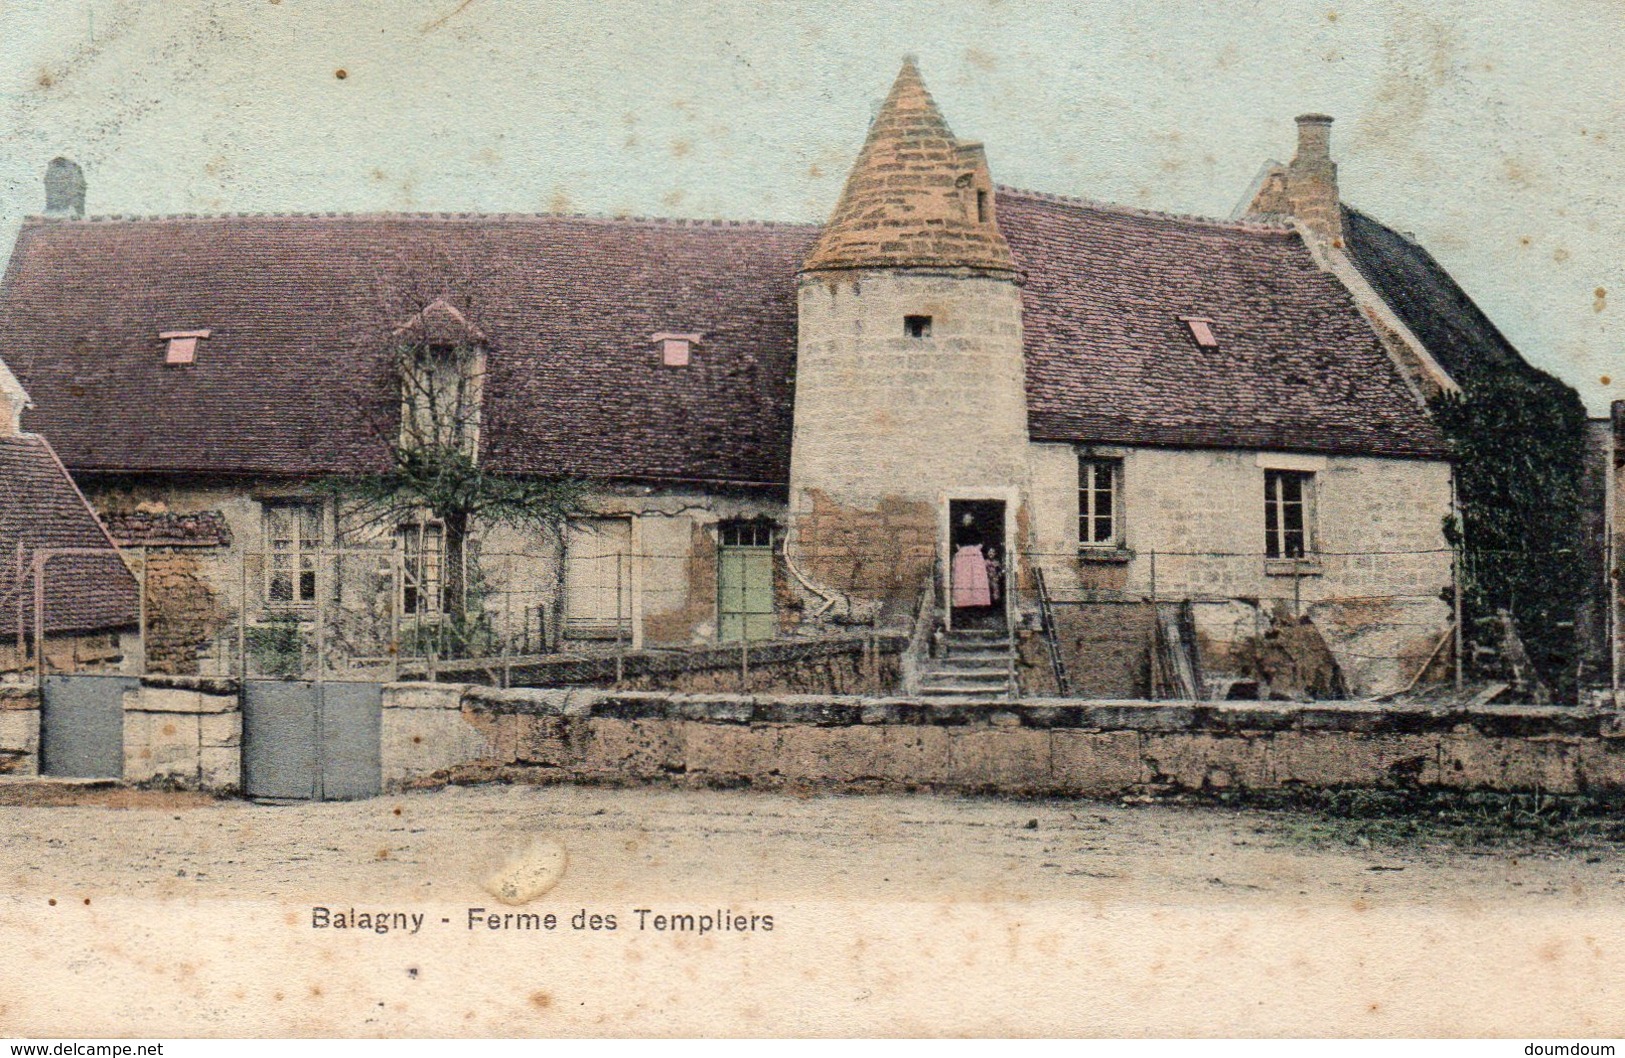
[262, 499, 324, 613]
[1264, 469, 1316, 559]
[1078, 456, 1123, 549]
[398, 518, 446, 617]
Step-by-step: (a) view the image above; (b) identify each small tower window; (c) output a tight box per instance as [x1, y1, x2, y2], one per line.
[977, 190, 989, 223]
[904, 315, 932, 339]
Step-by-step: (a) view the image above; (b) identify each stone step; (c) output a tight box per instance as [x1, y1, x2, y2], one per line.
[925, 663, 1010, 677]
[939, 650, 1010, 662]
[917, 685, 1014, 698]
[920, 670, 1009, 685]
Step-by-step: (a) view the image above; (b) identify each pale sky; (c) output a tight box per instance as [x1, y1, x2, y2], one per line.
[1, 0, 1619, 412]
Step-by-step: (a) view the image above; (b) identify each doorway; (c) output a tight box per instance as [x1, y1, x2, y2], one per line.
[948, 499, 1007, 630]
[718, 520, 776, 643]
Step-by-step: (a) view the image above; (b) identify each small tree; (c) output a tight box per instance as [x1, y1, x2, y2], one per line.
[324, 244, 585, 647]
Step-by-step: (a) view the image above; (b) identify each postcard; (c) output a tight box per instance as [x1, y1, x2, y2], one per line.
[0, 0, 1621, 1040]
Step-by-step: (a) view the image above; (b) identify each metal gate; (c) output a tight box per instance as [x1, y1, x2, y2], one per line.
[39, 674, 137, 778]
[241, 680, 381, 801]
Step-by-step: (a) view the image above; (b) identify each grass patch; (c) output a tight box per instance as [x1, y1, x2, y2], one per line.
[1205, 787, 1625, 853]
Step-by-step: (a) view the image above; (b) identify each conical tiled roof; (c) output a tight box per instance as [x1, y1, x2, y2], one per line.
[802, 59, 1015, 274]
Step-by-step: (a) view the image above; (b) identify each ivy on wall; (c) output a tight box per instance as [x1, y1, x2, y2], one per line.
[1430, 364, 1588, 701]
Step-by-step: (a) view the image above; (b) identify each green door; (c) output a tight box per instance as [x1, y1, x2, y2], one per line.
[718, 526, 776, 643]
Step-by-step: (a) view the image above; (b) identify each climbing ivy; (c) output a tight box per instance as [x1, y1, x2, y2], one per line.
[1430, 363, 1588, 702]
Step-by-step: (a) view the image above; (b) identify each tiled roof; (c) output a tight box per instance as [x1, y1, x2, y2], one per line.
[1001, 190, 1449, 458]
[0, 192, 1450, 485]
[1340, 206, 1532, 387]
[802, 59, 1014, 275]
[0, 433, 139, 635]
[0, 213, 818, 485]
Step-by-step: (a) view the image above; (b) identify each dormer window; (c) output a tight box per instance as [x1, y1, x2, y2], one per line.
[653, 332, 703, 367]
[160, 329, 211, 365]
[1179, 317, 1218, 348]
[904, 315, 932, 339]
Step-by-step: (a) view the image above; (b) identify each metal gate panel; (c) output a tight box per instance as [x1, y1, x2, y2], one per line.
[242, 679, 381, 801]
[318, 682, 381, 801]
[39, 675, 135, 779]
[242, 679, 318, 800]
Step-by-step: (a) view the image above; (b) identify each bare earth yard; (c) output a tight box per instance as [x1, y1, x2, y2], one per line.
[3, 783, 1625, 1036]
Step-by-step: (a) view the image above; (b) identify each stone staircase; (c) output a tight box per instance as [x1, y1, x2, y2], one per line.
[916, 627, 1017, 700]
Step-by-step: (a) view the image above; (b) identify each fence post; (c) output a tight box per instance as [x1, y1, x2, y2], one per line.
[238, 547, 249, 682]
[136, 545, 148, 676]
[389, 544, 401, 684]
[1453, 545, 1465, 694]
[615, 552, 626, 686]
[15, 540, 25, 667]
[740, 636, 748, 692]
[314, 543, 325, 684]
[501, 553, 513, 689]
[33, 554, 45, 689]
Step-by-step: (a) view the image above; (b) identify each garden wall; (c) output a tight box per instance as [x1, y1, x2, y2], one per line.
[382, 683, 1625, 798]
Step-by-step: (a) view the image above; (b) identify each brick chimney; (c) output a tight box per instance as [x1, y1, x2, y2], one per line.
[1286, 114, 1343, 247]
[44, 157, 85, 219]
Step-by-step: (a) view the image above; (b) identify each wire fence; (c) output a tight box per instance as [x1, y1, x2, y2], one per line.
[6, 537, 1612, 700]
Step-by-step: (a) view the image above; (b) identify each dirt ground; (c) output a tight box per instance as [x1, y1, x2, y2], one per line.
[4, 783, 1625, 1036]
[2, 782, 1622, 906]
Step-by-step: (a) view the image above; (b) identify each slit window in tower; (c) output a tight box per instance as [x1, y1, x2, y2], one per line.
[904, 315, 932, 339]
[977, 189, 988, 223]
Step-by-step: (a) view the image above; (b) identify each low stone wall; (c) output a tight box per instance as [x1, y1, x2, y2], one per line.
[0, 684, 40, 775]
[121, 676, 240, 790]
[381, 683, 1625, 798]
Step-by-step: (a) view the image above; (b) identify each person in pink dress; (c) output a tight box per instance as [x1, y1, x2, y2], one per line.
[952, 543, 992, 608]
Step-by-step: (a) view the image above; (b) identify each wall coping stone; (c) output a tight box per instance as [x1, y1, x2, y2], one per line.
[386, 683, 1625, 738]
[140, 675, 239, 695]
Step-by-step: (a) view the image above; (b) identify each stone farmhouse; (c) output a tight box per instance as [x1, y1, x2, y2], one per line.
[0, 60, 1571, 700]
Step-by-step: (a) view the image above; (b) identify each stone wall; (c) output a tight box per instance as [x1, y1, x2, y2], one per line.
[0, 675, 238, 786]
[121, 676, 240, 790]
[380, 682, 1625, 798]
[1028, 442, 1453, 696]
[83, 478, 790, 668]
[0, 683, 39, 775]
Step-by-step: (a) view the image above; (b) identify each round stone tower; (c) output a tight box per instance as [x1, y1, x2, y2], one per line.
[788, 59, 1030, 624]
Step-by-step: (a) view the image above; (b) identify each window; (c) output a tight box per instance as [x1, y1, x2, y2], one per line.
[263, 500, 322, 609]
[160, 329, 211, 365]
[1078, 457, 1121, 547]
[904, 315, 932, 339]
[652, 331, 703, 367]
[564, 518, 634, 639]
[719, 520, 775, 548]
[976, 189, 989, 223]
[1179, 317, 1219, 348]
[399, 520, 446, 616]
[1264, 470, 1314, 558]
[400, 343, 481, 455]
